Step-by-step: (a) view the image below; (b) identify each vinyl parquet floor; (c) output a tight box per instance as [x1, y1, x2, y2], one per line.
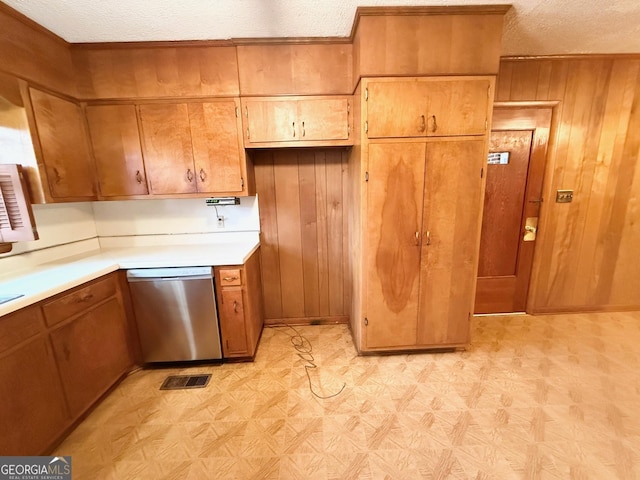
[54, 312, 640, 479]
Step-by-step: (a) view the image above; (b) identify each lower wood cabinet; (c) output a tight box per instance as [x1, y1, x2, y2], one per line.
[0, 272, 133, 455]
[50, 297, 132, 418]
[0, 307, 67, 455]
[215, 249, 264, 359]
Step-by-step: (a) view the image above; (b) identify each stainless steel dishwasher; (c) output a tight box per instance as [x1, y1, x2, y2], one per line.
[126, 267, 222, 362]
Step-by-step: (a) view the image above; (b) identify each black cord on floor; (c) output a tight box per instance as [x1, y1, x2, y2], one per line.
[268, 323, 346, 400]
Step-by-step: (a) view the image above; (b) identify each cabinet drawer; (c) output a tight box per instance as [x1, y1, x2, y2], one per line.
[0, 306, 45, 355]
[43, 275, 118, 327]
[219, 268, 242, 286]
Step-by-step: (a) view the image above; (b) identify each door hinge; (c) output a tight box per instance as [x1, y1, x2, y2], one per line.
[365, 171, 369, 182]
[365, 88, 368, 101]
[347, 101, 351, 114]
[245, 106, 248, 117]
[235, 106, 239, 118]
[488, 85, 491, 98]
[364, 317, 368, 326]
[365, 121, 368, 134]
[485, 119, 488, 131]
[246, 128, 250, 139]
[480, 167, 484, 179]
[241, 177, 245, 187]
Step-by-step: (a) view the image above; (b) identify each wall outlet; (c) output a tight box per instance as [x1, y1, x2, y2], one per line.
[217, 216, 225, 228]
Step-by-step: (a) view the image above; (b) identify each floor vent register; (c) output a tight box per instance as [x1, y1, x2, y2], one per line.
[160, 374, 211, 390]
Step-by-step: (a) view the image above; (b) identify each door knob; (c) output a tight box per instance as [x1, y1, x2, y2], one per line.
[524, 217, 538, 241]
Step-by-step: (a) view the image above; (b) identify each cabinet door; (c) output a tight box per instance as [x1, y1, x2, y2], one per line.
[188, 101, 245, 193]
[425, 79, 490, 136]
[218, 288, 249, 357]
[417, 139, 485, 346]
[0, 335, 68, 455]
[138, 103, 197, 194]
[244, 99, 297, 143]
[50, 297, 132, 417]
[366, 81, 427, 138]
[86, 104, 149, 197]
[365, 142, 426, 349]
[28, 88, 96, 199]
[297, 97, 350, 141]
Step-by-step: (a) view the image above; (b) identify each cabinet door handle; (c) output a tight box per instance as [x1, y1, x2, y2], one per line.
[292, 121, 296, 138]
[415, 231, 420, 245]
[302, 121, 305, 137]
[79, 293, 94, 302]
[199, 168, 206, 182]
[135, 170, 143, 184]
[431, 115, 438, 133]
[223, 276, 239, 282]
[53, 167, 62, 184]
[186, 169, 193, 182]
[233, 300, 239, 313]
[420, 115, 426, 133]
[425, 231, 431, 245]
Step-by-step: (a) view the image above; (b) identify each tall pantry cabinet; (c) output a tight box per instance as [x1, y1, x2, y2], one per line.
[353, 76, 494, 352]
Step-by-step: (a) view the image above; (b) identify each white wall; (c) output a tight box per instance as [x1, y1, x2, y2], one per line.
[93, 196, 260, 237]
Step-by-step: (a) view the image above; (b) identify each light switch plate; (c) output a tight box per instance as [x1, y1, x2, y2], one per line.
[556, 190, 574, 203]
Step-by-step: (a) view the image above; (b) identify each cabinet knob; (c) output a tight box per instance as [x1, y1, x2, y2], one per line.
[186, 169, 193, 182]
[135, 170, 143, 184]
[292, 121, 296, 138]
[52, 167, 62, 184]
[223, 276, 239, 282]
[415, 231, 420, 245]
[302, 121, 305, 137]
[431, 115, 438, 133]
[420, 115, 426, 133]
[199, 168, 206, 182]
[233, 300, 239, 313]
[425, 231, 431, 246]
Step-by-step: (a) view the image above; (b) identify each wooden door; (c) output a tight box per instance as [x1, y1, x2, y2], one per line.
[425, 79, 491, 136]
[138, 103, 197, 194]
[418, 139, 485, 346]
[244, 99, 297, 143]
[28, 88, 96, 199]
[475, 107, 552, 313]
[86, 104, 148, 197]
[297, 97, 350, 141]
[50, 297, 131, 417]
[217, 288, 249, 356]
[189, 100, 245, 193]
[365, 142, 425, 349]
[365, 80, 427, 138]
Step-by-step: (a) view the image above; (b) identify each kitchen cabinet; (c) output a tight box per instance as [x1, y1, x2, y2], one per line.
[353, 77, 493, 352]
[26, 88, 97, 201]
[242, 96, 352, 147]
[215, 249, 264, 359]
[365, 77, 491, 138]
[0, 306, 68, 455]
[364, 139, 486, 349]
[45, 273, 132, 417]
[0, 273, 134, 454]
[138, 99, 248, 196]
[86, 104, 149, 197]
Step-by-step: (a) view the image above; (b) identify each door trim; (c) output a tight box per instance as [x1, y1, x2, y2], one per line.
[489, 104, 555, 313]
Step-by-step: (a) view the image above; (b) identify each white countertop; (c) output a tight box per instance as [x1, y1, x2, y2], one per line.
[0, 240, 259, 317]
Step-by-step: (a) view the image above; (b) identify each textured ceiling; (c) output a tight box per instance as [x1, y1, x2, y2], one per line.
[3, 0, 640, 56]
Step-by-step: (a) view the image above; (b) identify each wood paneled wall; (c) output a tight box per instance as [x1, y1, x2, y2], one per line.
[0, 3, 75, 96]
[253, 149, 350, 323]
[497, 57, 640, 312]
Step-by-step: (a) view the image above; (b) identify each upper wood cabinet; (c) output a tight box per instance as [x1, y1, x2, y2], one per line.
[138, 99, 248, 196]
[365, 77, 492, 138]
[242, 96, 353, 147]
[86, 104, 149, 197]
[26, 88, 97, 201]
